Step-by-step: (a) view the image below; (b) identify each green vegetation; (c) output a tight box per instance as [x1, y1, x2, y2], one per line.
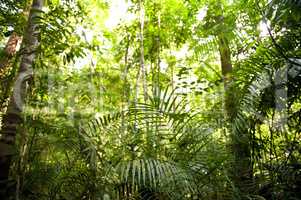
[0, 0, 300, 199]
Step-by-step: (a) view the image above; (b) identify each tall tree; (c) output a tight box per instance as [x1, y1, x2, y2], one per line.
[0, 0, 43, 198]
[195, 0, 254, 194]
[216, 9, 253, 197]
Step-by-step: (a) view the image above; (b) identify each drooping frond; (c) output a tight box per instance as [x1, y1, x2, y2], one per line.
[114, 158, 197, 198]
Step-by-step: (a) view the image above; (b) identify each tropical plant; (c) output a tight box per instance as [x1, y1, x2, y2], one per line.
[0, 0, 300, 200]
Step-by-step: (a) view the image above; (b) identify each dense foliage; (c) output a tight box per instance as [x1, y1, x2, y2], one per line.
[0, 0, 300, 199]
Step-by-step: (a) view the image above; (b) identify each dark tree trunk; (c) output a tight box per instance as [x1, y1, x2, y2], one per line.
[0, 0, 43, 199]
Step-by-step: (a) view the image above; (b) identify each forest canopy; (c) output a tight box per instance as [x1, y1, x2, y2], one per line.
[0, 0, 300, 199]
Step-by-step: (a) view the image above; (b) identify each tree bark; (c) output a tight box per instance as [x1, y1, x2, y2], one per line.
[218, 33, 253, 194]
[217, 34, 234, 118]
[139, 0, 147, 103]
[0, 0, 43, 199]
[135, 0, 147, 106]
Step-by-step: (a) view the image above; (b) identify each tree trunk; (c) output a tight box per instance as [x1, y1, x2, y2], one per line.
[218, 33, 253, 194]
[217, 34, 234, 118]
[135, 0, 147, 105]
[0, 0, 43, 198]
[139, 0, 147, 103]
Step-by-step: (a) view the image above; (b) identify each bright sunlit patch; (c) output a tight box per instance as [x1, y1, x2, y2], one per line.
[95, 112, 101, 119]
[259, 20, 270, 37]
[73, 26, 97, 70]
[160, 61, 168, 72]
[196, 6, 207, 21]
[105, 0, 135, 29]
[172, 44, 190, 60]
[42, 6, 50, 13]
[73, 50, 96, 70]
[76, 26, 94, 43]
[7, 26, 14, 31]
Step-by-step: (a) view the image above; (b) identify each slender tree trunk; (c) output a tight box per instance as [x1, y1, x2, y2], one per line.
[218, 33, 253, 194]
[0, 0, 43, 198]
[139, 0, 147, 103]
[121, 34, 130, 141]
[218, 35, 232, 85]
[134, 0, 146, 137]
[156, 11, 161, 96]
[16, 126, 28, 200]
[217, 34, 235, 119]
